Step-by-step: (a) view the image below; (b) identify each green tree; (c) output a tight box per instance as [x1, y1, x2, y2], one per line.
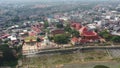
[64, 24, 72, 32]
[53, 34, 69, 44]
[0, 44, 18, 66]
[94, 65, 109, 68]
[56, 23, 63, 28]
[111, 36, 120, 43]
[48, 36, 53, 41]
[70, 29, 80, 37]
[0, 39, 2, 43]
[11, 16, 20, 22]
[99, 30, 111, 40]
[37, 37, 41, 42]
[44, 21, 49, 28]
[64, 25, 79, 37]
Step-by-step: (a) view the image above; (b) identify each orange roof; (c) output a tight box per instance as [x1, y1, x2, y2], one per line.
[80, 27, 97, 36]
[71, 23, 82, 30]
[80, 39, 89, 43]
[81, 31, 97, 36]
[0, 34, 10, 39]
[29, 31, 37, 36]
[71, 37, 78, 42]
[31, 25, 41, 33]
[79, 27, 87, 32]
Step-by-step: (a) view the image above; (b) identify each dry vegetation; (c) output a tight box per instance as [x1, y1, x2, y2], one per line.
[22, 50, 112, 68]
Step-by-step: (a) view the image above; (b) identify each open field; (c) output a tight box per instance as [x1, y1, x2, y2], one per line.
[60, 61, 120, 68]
[21, 49, 120, 68]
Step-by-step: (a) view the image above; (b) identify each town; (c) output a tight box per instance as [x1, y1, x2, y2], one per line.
[0, 0, 120, 68]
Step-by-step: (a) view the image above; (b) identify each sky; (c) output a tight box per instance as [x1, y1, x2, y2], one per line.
[0, 0, 119, 3]
[0, 0, 110, 2]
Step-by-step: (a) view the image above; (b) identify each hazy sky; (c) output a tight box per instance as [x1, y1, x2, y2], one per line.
[0, 0, 119, 2]
[0, 0, 118, 1]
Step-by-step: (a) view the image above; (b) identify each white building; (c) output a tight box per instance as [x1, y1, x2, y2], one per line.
[8, 35, 17, 41]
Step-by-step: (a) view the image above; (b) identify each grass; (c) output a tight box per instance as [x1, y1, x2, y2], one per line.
[83, 50, 109, 61]
[22, 49, 112, 68]
[112, 58, 120, 62]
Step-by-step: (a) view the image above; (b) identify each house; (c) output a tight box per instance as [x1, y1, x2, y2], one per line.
[50, 29, 65, 36]
[71, 23, 100, 45]
[20, 32, 28, 38]
[111, 26, 120, 36]
[0, 34, 10, 39]
[79, 39, 90, 43]
[7, 35, 19, 45]
[8, 35, 17, 41]
[71, 22, 82, 31]
[79, 27, 99, 41]
[31, 25, 41, 33]
[71, 37, 79, 45]
[24, 36, 37, 43]
[29, 31, 37, 36]
[31, 23, 43, 33]
[87, 24, 96, 30]
[22, 36, 38, 55]
[71, 37, 90, 45]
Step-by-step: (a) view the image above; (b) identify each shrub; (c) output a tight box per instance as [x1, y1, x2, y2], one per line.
[94, 65, 109, 68]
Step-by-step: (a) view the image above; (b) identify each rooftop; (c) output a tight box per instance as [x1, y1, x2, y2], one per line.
[24, 36, 37, 43]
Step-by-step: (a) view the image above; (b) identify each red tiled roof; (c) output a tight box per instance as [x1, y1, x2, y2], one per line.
[80, 39, 89, 43]
[81, 31, 97, 36]
[79, 27, 88, 32]
[0, 34, 10, 39]
[79, 26, 100, 40]
[71, 23, 82, 30]
[85, 36, 100, 40]
[80, 27, 97, 36]
[51, 29, 65, 35]
[29, 31, 37, 36]
[31, 26, 41, 33]
[71, 37, 78, 42]
[82, 27, 88, 32]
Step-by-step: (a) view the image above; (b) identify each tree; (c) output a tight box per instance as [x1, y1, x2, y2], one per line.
[111, 36, 120, 43]
[37, 37, 41, 42]
[56, 23, 63, 28]
[64, 24, 72, 32]
[53, 34, 69, 44]
[26, 17, 30, 20]
[11, 16, 20, 22]
[48, 36, 53, 41]
[99, 30, 111, 40]
[0, 44, 18, 66]
[64, 25, 79, 37]
[94, 65, 109, 68]
[70, 29, 80, 37]
[44, 21, 49, 28]
[0, 39, 2, 43]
